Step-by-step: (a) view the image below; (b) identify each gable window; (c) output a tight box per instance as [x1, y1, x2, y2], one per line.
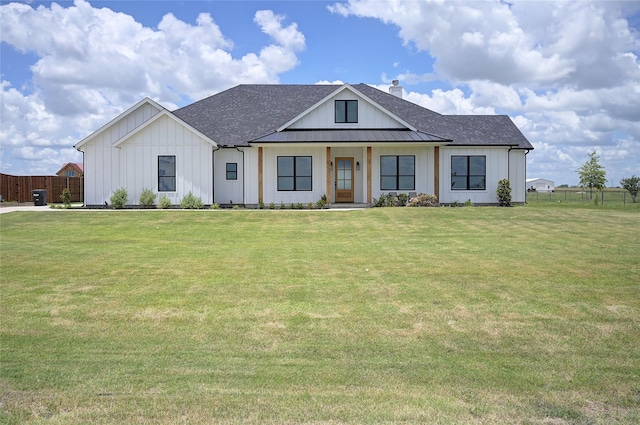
[65, 170, 75, 177]
[451, 156, 486, 190]
[380, 155, 415, 190]
[158, 155, 176, 192]
[335, 100, 358, 123]
[277, 156, 312, 191]
[226, 163, 237, 180]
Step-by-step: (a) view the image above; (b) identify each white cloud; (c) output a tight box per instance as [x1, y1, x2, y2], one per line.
[0, 1, 306, 175]
[254, 10, 305, 51]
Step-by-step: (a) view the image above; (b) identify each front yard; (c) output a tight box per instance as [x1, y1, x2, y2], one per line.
[1, 206, 639, 424]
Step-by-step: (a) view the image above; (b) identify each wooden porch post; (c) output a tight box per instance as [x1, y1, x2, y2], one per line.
[258, 147, 263, 204]
[326, 147, 332, 204]
[367, 146, 372, 204]
[434, 146, 440, 202]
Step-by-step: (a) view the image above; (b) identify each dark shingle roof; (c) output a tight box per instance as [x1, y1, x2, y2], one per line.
[353, 83, 533, 149]
[173, 85, 340, 147]
[172, 83, 533, 150]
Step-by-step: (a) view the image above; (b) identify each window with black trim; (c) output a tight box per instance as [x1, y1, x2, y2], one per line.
[335, 100, 358, 123]
[451, 156, 486, 190]
[277, 156, 312, 191]
[380, 155, 415, 190]
[158, 155, 176, 191]
[226, 163, 237, 180]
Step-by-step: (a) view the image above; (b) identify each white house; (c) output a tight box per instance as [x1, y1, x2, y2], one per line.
[75, 83, 533, 207]
[526, 178, 555, 192]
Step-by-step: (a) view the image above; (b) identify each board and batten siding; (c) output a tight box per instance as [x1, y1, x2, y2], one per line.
[287, 91, 407, 130]
[82, 102, 162, 206]
[82, 111, 215, 206]
[214, 148, 244, 205]
[118, 115, 214, 205]
[243, 147, 260, 206]
[370, 146, 434, 200]
[260, 146, 327, 205]
[509, 150, 527, 203]
[440, 147, 511, 205]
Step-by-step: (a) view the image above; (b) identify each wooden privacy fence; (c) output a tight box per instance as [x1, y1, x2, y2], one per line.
[0, 174, 84, 203]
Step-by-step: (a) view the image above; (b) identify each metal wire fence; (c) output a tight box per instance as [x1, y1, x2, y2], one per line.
[526, 189, 638, 206]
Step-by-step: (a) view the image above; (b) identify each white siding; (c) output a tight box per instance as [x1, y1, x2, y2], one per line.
[440, 147, 509, 204]
[261, 146, 327, 205]
[287, 91, 407, 130]
[510, 150, 528, 202]
[119, 115, 214, 206]
[370, 146, 433, 200]
[214, 148, 244, 205]
[82, 135, 120, 206]
[80, 102, 162, 206]
[243, 148, 259, 205]
[81, 106, 215, 206]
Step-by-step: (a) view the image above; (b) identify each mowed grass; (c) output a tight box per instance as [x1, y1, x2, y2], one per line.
[1, 206, 639, 424]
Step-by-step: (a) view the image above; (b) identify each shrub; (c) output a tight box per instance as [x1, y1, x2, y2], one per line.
[397, 193, 409, 206]
[210, 203, 220, 209]
[60, 188, 72, 207]
[180, 192, 204, 209]
[139, 188, 156, 208]
[268, 202, 275, 210]
[373, 194, 401, 207]
[110, 188, 128, 209]
[280, 202, 286, 210]
[258, 201, 265, 209]
[315, 194, 328, 209]
[497, 179, 512, 207]
[158, 195, 172, 209]
[407, 193, 438, 207]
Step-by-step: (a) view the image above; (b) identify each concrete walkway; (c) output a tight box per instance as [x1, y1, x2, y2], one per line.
[0, 204, 60, 214]
[0, 204, 367, 214]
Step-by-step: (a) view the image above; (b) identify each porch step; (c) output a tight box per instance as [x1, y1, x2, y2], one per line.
[327, 203, 369, 209]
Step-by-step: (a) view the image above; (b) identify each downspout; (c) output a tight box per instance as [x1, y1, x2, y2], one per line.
[507, 146, 513, 204]
[75, 145, 85, 207]
[524, 149, 530, 204]
[508, 146, 512, 182]
[212, 146, 220, 205]
[235, 147, 245, 206]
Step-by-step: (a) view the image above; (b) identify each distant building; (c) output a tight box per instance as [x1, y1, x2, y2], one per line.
[526, 178, 555, 192]
[56, 163, 84, 178]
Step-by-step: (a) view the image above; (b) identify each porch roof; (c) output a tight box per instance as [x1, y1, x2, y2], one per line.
[251, 129, 450, 143]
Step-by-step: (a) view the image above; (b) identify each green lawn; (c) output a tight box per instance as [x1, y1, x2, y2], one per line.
[1, 206, 639, 424]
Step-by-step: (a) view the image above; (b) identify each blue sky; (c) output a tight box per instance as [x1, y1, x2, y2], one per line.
[1, 0, 639, 186]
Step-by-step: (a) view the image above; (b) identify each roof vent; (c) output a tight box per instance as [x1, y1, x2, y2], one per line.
[389, 80, 402, 99]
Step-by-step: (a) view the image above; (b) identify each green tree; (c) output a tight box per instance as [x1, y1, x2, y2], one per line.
[620, 175, 640, 203]
[577, 151, 607, 200]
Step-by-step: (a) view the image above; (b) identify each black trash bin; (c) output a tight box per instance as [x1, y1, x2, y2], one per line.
[32, 190, 47, 206]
